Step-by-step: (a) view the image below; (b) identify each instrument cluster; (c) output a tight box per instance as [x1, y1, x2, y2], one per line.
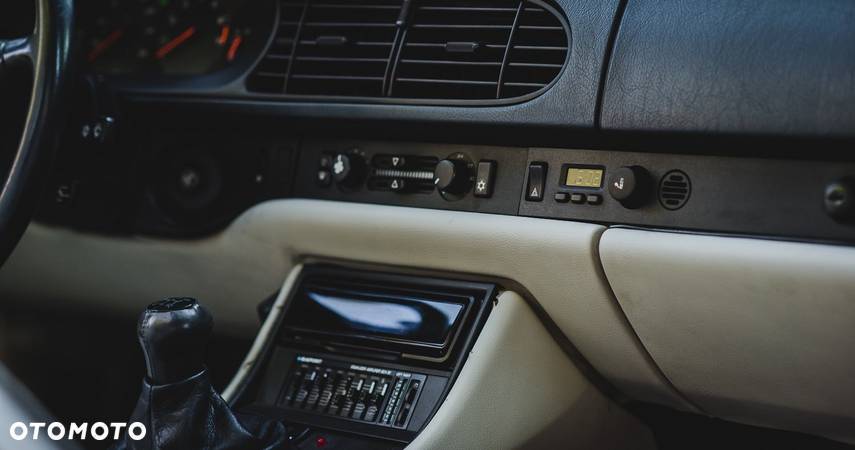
[79, 0, 273, 77]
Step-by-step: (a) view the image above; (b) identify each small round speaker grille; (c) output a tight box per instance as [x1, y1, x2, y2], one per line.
[659, 170, 691, 210]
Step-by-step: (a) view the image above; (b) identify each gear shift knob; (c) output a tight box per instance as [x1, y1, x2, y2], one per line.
[138, 297, 213, 385]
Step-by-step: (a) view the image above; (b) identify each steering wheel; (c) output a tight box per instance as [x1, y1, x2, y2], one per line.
[0, 0, 73, 266]
[0, 2, 74, 447]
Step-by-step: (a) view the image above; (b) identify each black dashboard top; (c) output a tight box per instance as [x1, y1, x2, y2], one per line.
[601, 0, 855, 138]
[72, 0, 855, 141]
[32, 0, 855, 242]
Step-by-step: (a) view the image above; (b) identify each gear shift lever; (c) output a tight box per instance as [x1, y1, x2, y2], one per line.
[113, 298, 289, 450]
[138, 297, 213, 384]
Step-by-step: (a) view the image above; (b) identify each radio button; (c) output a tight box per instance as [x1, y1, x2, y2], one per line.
[570, 193, 586, 204]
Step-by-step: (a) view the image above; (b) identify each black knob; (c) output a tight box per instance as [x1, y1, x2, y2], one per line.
[434, 159, 470, 195]
[608, 166, 653, 209]
[825, 178, 855, 222]
[331, 153, 366, 187]
[138, 297, 213, 385]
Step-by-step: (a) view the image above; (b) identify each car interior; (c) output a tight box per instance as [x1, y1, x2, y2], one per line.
[0, 0, 854, 449]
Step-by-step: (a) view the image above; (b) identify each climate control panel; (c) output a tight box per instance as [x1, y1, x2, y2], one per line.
[294, 139, 855, 243]
[297, 139, 529, 216]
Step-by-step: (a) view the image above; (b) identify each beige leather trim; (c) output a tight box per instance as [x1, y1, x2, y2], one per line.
[0, 199, 690, 411]
[406, 291, 656, 450]
[599, 228, 855, 444]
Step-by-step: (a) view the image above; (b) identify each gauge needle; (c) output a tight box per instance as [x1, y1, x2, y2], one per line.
[217, 25, 231, 46]
[88, 29, 124, 62]
[227, 35, 243, 62]
[155, 26, 196, 60]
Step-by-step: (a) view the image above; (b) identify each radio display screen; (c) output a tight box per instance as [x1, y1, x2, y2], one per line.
[283, 287, 467, 349]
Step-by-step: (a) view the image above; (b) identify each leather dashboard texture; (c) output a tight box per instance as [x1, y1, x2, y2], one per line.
[407, 291, 655, 450]
[600, 228, 855, 444]
[600, 0, 855, 137]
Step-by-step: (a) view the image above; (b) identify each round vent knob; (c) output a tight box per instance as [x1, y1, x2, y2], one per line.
[434, 159, 470, 195]
[332, 152, 366, 187]
[659, 170, 692, 210]
[608, 166, 653, 209]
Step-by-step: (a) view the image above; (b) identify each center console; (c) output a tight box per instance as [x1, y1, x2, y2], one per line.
[231, 265, 497, 448]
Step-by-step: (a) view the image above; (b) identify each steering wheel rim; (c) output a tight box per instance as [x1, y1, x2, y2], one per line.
[0, 0, 73, 266]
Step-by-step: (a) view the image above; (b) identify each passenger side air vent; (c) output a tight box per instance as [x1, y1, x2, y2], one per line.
[247, 0, 569, 103]
[659, 170, 691, 210]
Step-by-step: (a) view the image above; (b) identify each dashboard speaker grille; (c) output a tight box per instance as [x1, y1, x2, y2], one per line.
[247, 0, 569, 103]
[659, 170, 691, 210]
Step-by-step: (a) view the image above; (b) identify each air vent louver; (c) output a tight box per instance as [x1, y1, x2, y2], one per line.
[500, 2, 569, 98]
[288, 0, 403, 96]
[248, 0, 569, 103]
[390, 1, 519, 100]
[247, 1, 306, 93]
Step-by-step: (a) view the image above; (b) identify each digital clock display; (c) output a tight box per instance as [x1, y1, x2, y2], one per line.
[565, 167, 604, 188]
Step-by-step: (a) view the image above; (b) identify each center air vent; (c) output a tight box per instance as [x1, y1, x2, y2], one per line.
[391, 0, 567, 100]
[248, 0, 569, 103]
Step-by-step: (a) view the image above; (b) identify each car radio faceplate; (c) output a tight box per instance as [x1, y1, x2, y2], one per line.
[237, 265, 497, 445]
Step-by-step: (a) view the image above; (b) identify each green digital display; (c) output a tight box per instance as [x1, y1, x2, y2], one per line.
[565, 167, 604, 188]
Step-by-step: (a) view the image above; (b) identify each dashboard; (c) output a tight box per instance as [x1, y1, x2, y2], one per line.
[4, 0, 855, 447]
[46, 0, 855, 243]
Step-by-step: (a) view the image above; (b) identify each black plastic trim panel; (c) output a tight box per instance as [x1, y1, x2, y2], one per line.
[295, 139, 855, 244]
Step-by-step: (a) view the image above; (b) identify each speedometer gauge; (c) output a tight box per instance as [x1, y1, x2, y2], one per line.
[80, 0, 264, 76]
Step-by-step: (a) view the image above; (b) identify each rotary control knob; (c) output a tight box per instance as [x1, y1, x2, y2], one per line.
[331, 152, 366, 187]
[434, 158, 470, 196]
[825, 178, 855, 222]
[608, 166, 653, 209]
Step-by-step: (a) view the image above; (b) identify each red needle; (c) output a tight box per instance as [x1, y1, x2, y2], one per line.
[155, 26, 196, 60]
[226, 35, 242, 62]
[217, 25, 230, 46]
[88, 29, 124, 62]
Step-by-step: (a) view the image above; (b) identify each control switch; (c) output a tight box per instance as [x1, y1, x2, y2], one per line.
[525, 163, 547, 201]
[474, 160, 496, 198]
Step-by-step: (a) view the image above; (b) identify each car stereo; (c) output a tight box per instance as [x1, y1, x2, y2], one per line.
[238, 266, 497, 445]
